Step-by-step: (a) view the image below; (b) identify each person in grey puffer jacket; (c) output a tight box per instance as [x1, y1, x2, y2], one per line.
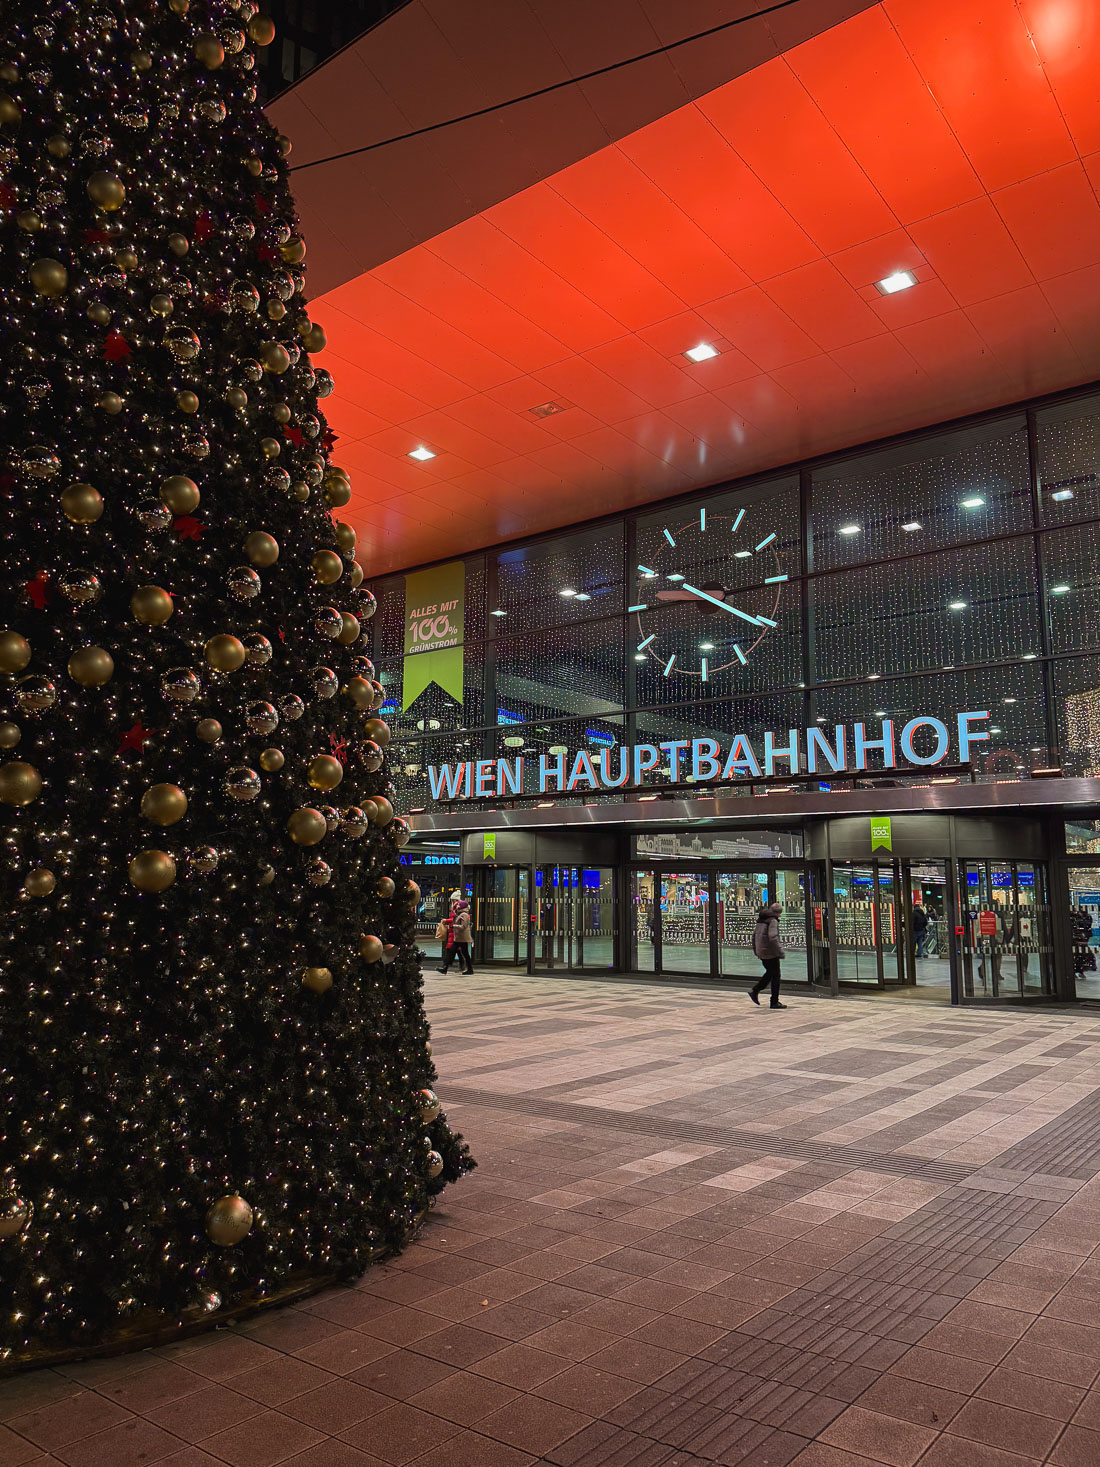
[750, 902, 787, 1009]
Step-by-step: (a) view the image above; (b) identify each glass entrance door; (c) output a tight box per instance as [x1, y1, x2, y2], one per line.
[831, 859, 953, 996]
[533, 867, 616, 971]
[959, 861, 1053, 999]
[659, 871, 711, 975]
[1066, 863, 1100, 996]
[475, 866, 527, 966]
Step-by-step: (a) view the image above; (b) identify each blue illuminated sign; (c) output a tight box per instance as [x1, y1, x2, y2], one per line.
[427, 710, 993, 801]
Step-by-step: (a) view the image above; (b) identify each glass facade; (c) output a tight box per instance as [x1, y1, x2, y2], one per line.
[364, 388, 1100, 812]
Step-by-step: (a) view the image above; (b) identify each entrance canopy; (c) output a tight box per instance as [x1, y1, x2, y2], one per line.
[273, 0, 1100, 574]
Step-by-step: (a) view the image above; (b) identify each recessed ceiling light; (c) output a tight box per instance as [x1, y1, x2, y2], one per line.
[948, 600, 967, 610]
[734, 549, 751, 559]
[1022, 652, 1037, 659]
[961, 495, 985, 509]
[1051, 489, 1075, 501]
[667, 573, 684, 582]
[991, 727, 1002, 734]
[1003, 697, 1017, 704]
[634, 653, 646, 662]
[1051, 584, 1071, 595]
[868, 672, 881, 680]
[559, 588, 576, 597]
[839, 523, 861, 535]
[408, 445, 435, 461]
[816, 716, 826, 723]
[490, 608, 507, 617]
[699, 642, 714, 651]
[530, 400, 566, 418]
[573, 592, 590, 601]
[902, 521, 922, 532]
[503, 735, 524, 747]
[684, 342, 719, 363]
[875, 270, 918, 295]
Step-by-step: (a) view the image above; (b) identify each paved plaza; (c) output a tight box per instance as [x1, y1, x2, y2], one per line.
[7, 975, 1100, 1466]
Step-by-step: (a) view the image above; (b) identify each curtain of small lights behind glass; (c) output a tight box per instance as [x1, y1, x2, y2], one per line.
[360, 389, 1100, 805]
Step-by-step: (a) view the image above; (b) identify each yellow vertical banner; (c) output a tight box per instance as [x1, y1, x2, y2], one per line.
[402, 562, 465, 710]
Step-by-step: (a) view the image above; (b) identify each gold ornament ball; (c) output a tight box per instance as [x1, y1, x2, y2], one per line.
[308, 754, 344, 791]
[324, 480, 352, 509]
[288, 807, 327, 845]
[302, 966, 333, 994]
[17, 211, 41, 233]
[0, 723, 20, 750]
[177, 390, 200, 413]
[0, 630, 31, 673]
[259, 748, 284, 772]
[376, 877, 395, 899]
[360, 934, 383, 964]
[267, 300, 286, 321]
[304, 324, 326, 353]
[46, 134, 71, 158]
[131, 585, 174, 625]
[132, 50, 153, 70]
[24, 868, 56, 897]
[196, 718, 223, 744]
[160, 474, 200, 514]
[311, 550, 343, 585]
[245, 157, 263, 177]
[194, 33, 225, 68]
[407, 881, 422, 904]
[68, 646, 114, 686]
[86, 170, 126, 210]
[205, 1194, 252, 1246]
[205, 634, 246, 672]
[278, 133, 292, 157]
[293, 483, 310, 503]
[345, 676, 373, 710]
[280, 237, 307, 265]
[0, 762, 42, 807]
[334, 522, 356, 554]
[168, 0, 189, 12]
[371, 796, 394, 826]
[261, 342, 290, 374]
[338, 613, 360, 646]
[150, 293, 174, 317]
[226, 386, 247, 409]
[248, 13, 277, 43]
[128, 849, 176, 892]
[0, 93, 22, 126]
[244, 531, 279, 566]
[0, 1198, 31, 1240]
[364, 718, 391, 748]
[99, 392, 124, 415]
[349, 561, 364, 588]
[141, 783, 188, 826]
[427, 1150, 444, 1179]
[360, 798, 379, 824]
[87, 301, 111, 326]
[115, 248, 138, 272]
[260, 437, 281, 459]
[61, 482, 104, 523]
[30, 258, 68, 297]
[272, 402, 292, 424]
[167, 232, 189, 256]
[417, 1088, 442, 1123]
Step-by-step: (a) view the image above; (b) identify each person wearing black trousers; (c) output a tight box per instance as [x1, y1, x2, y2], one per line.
[750, 901, 787, 1009]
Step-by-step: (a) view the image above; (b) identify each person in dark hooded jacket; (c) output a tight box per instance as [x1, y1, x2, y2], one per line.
[749, 901, 787, 1009]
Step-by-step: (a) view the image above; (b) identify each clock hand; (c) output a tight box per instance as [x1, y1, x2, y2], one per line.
[680, 582, 762, 626]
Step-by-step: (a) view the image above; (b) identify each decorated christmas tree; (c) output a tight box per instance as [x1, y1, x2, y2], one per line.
[0, 0, 471, 1368]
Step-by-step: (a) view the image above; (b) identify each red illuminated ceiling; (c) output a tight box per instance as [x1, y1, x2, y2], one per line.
[278, 0, 1100, 575]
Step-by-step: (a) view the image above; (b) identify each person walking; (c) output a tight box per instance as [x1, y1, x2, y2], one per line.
[749, 901, 787, 1008]
[434, 903, 455, 973]
[440, 894, 475, 975]
[912, 901, 929, 959]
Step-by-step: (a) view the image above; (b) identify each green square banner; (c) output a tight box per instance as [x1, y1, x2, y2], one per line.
[402, 561, 465, 710]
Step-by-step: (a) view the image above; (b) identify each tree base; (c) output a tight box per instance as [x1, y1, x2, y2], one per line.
[1, 1209, 428, 1378]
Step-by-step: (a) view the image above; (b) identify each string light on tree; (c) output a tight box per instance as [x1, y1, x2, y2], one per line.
[0, 0, 471, 1370]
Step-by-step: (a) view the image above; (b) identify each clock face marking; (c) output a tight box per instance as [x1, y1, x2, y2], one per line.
[634, 508, 785, 679]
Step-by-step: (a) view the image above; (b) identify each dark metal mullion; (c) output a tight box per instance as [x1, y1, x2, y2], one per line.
[1027, 408, 1060, 765]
